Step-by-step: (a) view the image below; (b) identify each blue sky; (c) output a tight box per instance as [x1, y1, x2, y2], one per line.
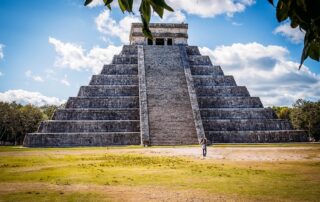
[0, 0, 319, 106]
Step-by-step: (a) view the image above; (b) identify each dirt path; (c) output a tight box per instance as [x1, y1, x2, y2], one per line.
[1, 146, 319, 161]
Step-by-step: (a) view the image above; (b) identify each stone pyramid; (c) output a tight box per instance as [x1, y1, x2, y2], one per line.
[23, 23, 307, 147]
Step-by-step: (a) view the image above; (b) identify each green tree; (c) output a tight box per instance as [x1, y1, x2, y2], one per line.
[0, 102, 44, 145]
[272, 106, 292, 120]
[290, 99, 320, 141]
[40, 105, 59, 120]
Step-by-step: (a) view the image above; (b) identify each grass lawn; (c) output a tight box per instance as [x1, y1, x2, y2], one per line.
[0, 144, 319, 201]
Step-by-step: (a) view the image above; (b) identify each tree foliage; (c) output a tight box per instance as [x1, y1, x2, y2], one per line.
[0, 102, 63, 145]
[290, 99, 320, 141]
[268, 0, 320, 68]
[84, 0, 174, 39]
[273, 99, 320, 141]
[272, 106, 291, 120]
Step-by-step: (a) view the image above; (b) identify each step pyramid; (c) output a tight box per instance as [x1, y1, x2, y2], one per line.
[23, 23, 307, 147]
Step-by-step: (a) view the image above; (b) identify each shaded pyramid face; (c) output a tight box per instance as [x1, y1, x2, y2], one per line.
[23, 24, 308, 147]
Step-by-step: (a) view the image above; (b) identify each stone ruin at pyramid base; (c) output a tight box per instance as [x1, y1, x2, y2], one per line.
[23, 23, 308, 147]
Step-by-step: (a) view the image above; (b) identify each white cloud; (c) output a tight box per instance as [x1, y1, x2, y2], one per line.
[0, 71, 3, 76]
[0, 44, 4, 59]
[60, 74, 70, 86]
[152, 10, 186, 23]
[199, 42, 320, 106]
[0, 89, 65, 106]
[95, 10, 139, 44]
[166, 0, 255, 18]
[273, 22, 304, 44]
[49, 37, 122, 74]
[25, 70, 44, 82]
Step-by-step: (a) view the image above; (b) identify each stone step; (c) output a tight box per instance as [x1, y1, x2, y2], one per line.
[200, 108, 275, 119]
[112, 55, 138, 64]
[65, 97, 139, 108]
[53, 108, 139, 120]
[100, 64, 138, 75]
[186, 46, 200, 55]
[193, 75, 236, 87]
[89, 75, 138, 85]
[198, 97, 262, 108]
[196, 86, 250, 97]
[78, 85, 139, 97]
[188, 55, 212, 65]
[121, 45, 138, 55]
[202, 119, 292, 131]
[38, 120, 140, 133]
[190, 65, 224, 76]
[23, 132, 141, 147]
[205, 130, 308, 143]
[150, 140, 198, 146]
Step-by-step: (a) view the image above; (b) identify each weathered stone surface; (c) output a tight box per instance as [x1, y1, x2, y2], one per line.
[185, 46, 201, 55]
[193, 75, 236, 87]
[202, 119, 292, 131]
[188, 55, 212, 65]
[138, 45, 150, 145]
[112, 55, 138, 64]
[78, 85, 139, 97]
[205, 130, 308, 143]
[100, 64, 138, 75]
[196, 86, 250, 96]
[144, 45, 198, 145]
[121, 45, 138, 55]
[24, 132, 140, 147]
[200, 108, 276, 119]
[53, 109, 139, 120]
[198, 97, 263, 108]
[39, 120, 140, 133]
[190, 65, 224, 76]
[66, 97, 139, 109]
[89, 75, 138, 85]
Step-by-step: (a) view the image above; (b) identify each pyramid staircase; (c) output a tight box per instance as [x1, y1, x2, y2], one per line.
[185, 46, 307, 143]
[24, 46, 141, 146]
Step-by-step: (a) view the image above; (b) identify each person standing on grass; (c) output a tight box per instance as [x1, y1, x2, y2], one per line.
[201, 138, 207, 158]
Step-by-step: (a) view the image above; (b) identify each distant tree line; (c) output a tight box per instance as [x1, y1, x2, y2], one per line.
[273, 99, 320, 141]
[0, 99, 319, 145]
[0, 102, 61, 145]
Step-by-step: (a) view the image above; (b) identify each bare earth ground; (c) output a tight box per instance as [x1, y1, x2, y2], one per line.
[0, 144, 319, 202]
[2, 145, 319, 161]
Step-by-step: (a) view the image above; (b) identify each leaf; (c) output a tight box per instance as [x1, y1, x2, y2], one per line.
[139, 0, 151, 23]
[268, 0, 274, 6]
[103, 0, 113, 9]
[150, 3, 164, 18]
[140, 14, 153, 40]
[276, 0, 289, 22]
[151, 0, 174, 12]
[84, 0, 93, 6]
[299, 32, 311, 69]
[118, 0, 133, 13]
[308, 41, 320, 61]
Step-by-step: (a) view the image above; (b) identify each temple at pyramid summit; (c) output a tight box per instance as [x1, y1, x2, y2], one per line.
[23, 23, 308, 147]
